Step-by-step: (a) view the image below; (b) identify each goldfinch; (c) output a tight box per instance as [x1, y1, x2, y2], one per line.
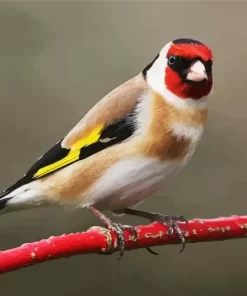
[0, 38, 213, 257]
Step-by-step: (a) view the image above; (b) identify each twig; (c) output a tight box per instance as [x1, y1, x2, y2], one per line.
[0, 215, 247, 274]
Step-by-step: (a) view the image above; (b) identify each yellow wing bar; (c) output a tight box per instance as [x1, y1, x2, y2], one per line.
[33, 125, 103, 178]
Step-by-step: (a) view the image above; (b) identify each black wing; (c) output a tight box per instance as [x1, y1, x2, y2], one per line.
[0, 106, 138, 198]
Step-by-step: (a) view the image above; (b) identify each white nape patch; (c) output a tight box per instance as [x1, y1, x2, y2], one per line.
[135, 92, 152, 135]
[82, 156, 184, 210]
[120, 92, 153, 142]
[172, 122, 203, 143]
[146, 42, 208, 110]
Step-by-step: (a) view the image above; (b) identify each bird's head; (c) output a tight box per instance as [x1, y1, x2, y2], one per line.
[143, 38, 213, 108]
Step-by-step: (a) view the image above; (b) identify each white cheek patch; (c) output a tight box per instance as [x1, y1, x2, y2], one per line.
[163, 87, 208, 110]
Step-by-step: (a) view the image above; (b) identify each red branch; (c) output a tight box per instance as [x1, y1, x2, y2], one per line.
[0, 215, 247, 274]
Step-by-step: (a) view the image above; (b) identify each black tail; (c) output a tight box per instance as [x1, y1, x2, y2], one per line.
[0, 196, 12, 210]
[0, 175, 31, 210]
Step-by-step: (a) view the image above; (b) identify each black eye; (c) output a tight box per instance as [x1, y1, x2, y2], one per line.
[168, 55, 177, 65]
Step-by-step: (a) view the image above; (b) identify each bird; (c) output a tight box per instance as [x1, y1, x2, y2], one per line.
[0, 38, 213, 258]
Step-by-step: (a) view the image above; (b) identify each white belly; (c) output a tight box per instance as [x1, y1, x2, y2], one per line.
[82, 156, 186, 210]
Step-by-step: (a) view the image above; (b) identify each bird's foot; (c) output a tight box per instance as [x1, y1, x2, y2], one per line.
[88, 206, 138, 259]
[106, 221, 138, 259]
[122, 208, 187, 254]
[152, 214, 187, 253]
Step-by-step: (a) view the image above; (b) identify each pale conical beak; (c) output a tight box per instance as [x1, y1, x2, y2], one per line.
[186, 60, 208, 82]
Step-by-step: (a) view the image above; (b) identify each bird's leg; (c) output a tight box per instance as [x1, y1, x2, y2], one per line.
[87, 206, 138, 259]
[121, 208, 188, 253]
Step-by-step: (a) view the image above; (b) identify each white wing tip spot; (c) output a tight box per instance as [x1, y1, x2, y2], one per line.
[99, 137, 116, 143]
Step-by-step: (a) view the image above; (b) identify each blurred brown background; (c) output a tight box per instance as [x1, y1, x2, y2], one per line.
[0, 1, 246, 295]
